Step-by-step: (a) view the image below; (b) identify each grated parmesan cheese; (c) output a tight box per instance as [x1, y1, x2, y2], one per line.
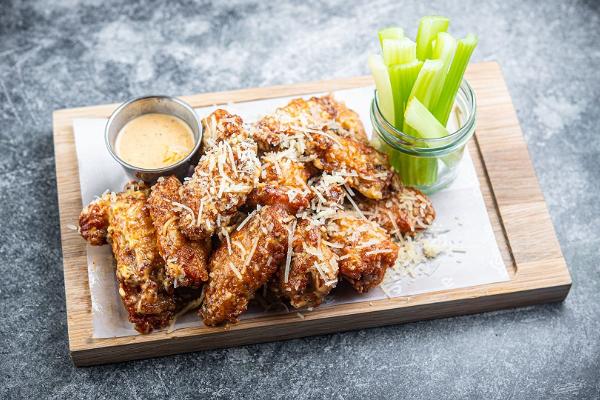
[228, 262, 243, 280]
[283, 219, 297, 283]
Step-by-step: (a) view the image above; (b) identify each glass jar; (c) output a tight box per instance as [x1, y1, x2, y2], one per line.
[370, 80, 476, 194]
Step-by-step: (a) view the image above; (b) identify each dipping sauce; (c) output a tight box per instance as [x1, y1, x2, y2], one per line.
[115, 113, 195, 169]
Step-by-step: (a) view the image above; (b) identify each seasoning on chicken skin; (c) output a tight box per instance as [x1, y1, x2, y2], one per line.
[247, 151, 315, 214]
[358, 185, 435, 237]
[274, 218, 338, 309]
[178, 110, 261, 241]
[79, 182, 176, 333]
[251, 95, 393, 199]
[327, 212, 399, 293]
[200, 205, 293, 326]
[148, 175, 211, 287]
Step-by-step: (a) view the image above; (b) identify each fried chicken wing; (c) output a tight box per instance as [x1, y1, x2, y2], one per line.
[274, 218, 338, 309]
[251, 95, 393, 199]
[201, 205, 292, 326]
[358, 184, 435, 237]
[79, 195, 110, 246]
[327, 212, 399, 293]
[148, 175, 211, 287]
[78, 183, 176, 333]
[247, 151, 315, 214]
[201, 109, 247, 151]
[178, 110, 261, 240]
[252, 94, 367, 151]
[309, 133, 392, 199]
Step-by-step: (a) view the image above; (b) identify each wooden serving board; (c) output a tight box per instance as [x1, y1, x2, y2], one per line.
[53, 62, 571, 366]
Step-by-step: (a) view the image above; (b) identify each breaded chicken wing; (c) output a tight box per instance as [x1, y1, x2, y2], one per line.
[327, 212, 399, 293]
[251, 95, 393, 199]
[252, 94, 367, 151]
[148, 175, 211, 287]
[178, 110, 261, 240]
[79, 182, 176, 333]
[274, 218, 338, 309]
[201, 109, 247, 151]
[358, 184, 435, 237]
[309, 132, 392, 199]
[79, 194, 110, 246]
[247, 151, 315, 214]
[201, 205, 292, 326]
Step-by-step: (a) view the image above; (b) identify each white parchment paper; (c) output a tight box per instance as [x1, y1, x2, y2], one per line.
[72, 86, 509, 338]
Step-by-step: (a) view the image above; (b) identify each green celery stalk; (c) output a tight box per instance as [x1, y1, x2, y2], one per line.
[381, 38, 402, 65]
[396, 37, 417, 64]
[393, 153, 439, 187]
[406, 59, 443, 114]
[416, 16, 449, 60]
[405, 97, 450, 139]
[387, 60, 423, 128]
[378, 27, 404, 49]
[429, 32, 457, 110]
[400, 97, 449, 187]
[433, 33, 478, 125]
[368, 54, 395, 124]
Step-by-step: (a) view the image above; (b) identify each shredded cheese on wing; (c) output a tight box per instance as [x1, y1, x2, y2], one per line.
[229, 262, 243, 280]
[283, 219, 297, 283]
[171, 201, 195, 226]
[245, 236, 260, 267]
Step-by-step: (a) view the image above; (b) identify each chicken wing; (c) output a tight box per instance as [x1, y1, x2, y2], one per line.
[201, 205, 292, 326]
[79, 182, 176, 333]
[247, 151, 315, 214]
[251, 95, 393, 199]
[148, 175, 211, 288]
[358, 183, 435, 237]
[201, 108, 247, 151]
[327, 212, 399, 293]
[79, 194, 110, 246]
[251, 94, 367, 151]
[274, 218, 338, 309]
[178, 110, 261, 240]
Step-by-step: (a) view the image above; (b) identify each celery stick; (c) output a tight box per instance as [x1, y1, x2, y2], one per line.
[434, 33, 478, 125]
[416, 16, 449, 60]
[432, 32, 457, 64]
[396, 37, 417, 64]
[388, 60, 422, 128]
[401, 97, 447, 186]
[378, 27, 404, 49]
[394, 153, 439, 187]
[405, 97, 449, 139]
[406, 59, 443, 110]
[429, 32, 457, 113]
[368, 54, 395, 124]
[381, 39, 401, 66]
[383, 38, 415, 66]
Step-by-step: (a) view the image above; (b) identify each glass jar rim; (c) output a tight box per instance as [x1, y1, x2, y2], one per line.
[371, 79, 476, 155]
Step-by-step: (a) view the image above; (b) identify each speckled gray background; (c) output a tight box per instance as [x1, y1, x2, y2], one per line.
[1, 0, 599, 398]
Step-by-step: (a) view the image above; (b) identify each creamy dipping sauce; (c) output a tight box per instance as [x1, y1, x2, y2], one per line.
[116, 113, 195, 169]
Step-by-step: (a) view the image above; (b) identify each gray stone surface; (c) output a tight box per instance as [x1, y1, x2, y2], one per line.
[0, 0, 599, 398]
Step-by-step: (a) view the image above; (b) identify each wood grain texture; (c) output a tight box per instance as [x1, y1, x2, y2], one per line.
[53, 61, 571, 366]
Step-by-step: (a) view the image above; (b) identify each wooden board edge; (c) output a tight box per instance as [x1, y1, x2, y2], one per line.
[71, 281, 570, 366]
